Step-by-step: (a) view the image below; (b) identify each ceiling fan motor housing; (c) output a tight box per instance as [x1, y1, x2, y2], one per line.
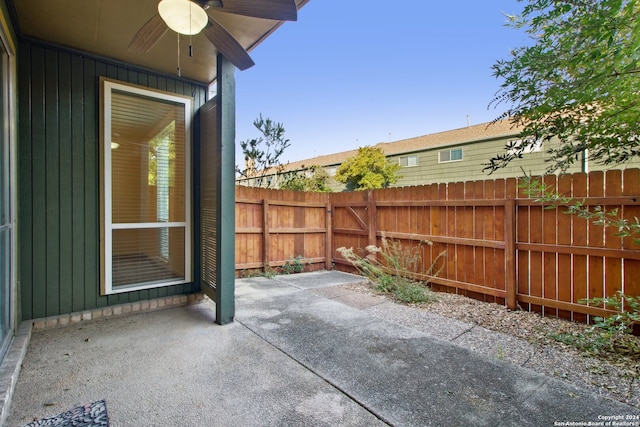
[158, 0, 208, 35]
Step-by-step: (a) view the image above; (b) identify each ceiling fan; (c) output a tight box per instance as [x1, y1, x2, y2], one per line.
[128, 0, 298, 70]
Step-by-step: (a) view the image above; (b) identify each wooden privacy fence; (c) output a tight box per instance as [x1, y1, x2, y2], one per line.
[235, 186, 332, 272]
[235, 169, 640, 321]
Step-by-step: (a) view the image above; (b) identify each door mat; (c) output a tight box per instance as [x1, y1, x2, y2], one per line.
[22, 400, 109, 427]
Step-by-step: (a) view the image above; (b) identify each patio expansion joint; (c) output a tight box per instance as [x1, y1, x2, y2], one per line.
[235, 317, 393, 427]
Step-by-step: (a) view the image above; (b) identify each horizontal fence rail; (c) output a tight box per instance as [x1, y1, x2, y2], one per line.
[235, 169, 640, 322]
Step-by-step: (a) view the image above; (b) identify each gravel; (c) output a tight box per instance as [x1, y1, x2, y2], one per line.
[341, 282, 640, 409]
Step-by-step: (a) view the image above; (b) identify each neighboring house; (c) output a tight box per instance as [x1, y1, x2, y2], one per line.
[0, 0, 308, 370]
[256, 120, 639, 191]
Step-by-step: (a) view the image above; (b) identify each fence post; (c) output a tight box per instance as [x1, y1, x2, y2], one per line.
[368, 190, 377, 248]
[505, 197, 517, 310]
[262, 199, 270, 271]
[325, 200, 332, 270]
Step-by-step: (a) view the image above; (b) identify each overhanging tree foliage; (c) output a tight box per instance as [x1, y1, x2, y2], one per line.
[280, 165, 332, 192]
[236, 114, 290, 187]
[484, 0, 640, 337]
[485, 0, 640, 174]
[335, 146, 401, 191]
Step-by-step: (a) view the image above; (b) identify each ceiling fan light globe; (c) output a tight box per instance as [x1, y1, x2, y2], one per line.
[158, 0, 208, 36]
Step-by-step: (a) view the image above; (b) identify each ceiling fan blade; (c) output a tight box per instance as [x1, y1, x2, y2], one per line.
[207, 0, 297, 21]
[128, 14, 169, 53]
[203, 17, 255, 70]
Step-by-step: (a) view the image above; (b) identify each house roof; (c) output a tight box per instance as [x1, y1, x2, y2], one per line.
[284, 120, 523, 171]
[10, 0, 308, 85]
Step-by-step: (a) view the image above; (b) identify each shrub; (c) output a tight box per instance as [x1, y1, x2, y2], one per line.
[282, 255, 309, 274]
[392, 280, 438, 304]
[550, 292, 640, 359]
[337, 236, 445, 304]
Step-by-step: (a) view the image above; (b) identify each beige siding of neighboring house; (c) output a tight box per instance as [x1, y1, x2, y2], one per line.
[585, 156, 640, 174]
[323, 170, 345, 192]
[389, 137, 573, 187]
[392, 141, 640, 188]
[239, 120, 640, 191]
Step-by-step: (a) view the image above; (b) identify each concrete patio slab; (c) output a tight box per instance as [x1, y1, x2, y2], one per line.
[363, 301, 473, 341]
[235, 275, 640, 426]
[308, 285, 365, 300]
[274, 271, 367, 290]
[7, 299, 384, 427]
[6, 271, 640, 426]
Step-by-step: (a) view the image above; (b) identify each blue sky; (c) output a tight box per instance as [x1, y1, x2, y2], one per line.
[235, 0, 528, 164]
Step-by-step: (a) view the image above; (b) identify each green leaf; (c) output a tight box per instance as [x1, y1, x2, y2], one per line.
[487, 0, 640, 174]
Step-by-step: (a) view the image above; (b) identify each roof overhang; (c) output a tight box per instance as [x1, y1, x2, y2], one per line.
[10, 0, 308, 85]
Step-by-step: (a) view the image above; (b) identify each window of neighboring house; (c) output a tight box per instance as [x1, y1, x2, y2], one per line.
[100, 78, 193, 295]
[438, 148, 463, 163]
[326, 167, 337, 177]
[398, 155, 418, 167]
[507, 137, 543, 155]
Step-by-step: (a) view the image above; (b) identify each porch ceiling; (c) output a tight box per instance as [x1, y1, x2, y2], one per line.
[11, 0, 307, 84]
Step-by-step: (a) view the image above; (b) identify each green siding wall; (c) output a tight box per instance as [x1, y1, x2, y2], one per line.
[390, 137, 640, 188]
[18, 41, 207, 320]
[391, 137, 565, 187]
[315, 134, 640, 192]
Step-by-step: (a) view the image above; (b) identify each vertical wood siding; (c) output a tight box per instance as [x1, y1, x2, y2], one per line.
[18, 41, 207, 320]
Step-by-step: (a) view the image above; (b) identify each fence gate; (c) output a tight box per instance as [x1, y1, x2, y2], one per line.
[330, 190, 376, 266]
